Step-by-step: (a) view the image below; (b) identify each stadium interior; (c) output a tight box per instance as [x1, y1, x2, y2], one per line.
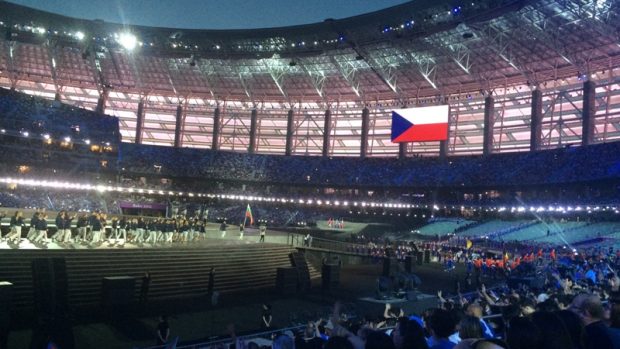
[0, 0, 619, 348]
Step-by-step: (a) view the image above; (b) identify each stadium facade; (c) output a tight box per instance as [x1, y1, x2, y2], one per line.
[0, 0, 619, 157]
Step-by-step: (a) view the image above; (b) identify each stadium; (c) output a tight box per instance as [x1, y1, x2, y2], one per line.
[0, 0, 619, 348]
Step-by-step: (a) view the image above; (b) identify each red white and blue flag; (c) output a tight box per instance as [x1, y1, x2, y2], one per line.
[391, 105, 450, 142]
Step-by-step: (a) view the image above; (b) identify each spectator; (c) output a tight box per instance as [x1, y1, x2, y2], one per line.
[427, 309, 457, 349]
[392, 317, 428, 349]
[261, 304, 273, 329]
[570, 294, 620, 349]
[365, 330, 395, 349]
[505, 317, 541, 349]
[454, 316, 483, 349]
[156, 315, 169, 345]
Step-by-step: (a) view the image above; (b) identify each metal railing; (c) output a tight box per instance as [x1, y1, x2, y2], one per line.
[286, 232, 370, 254]
[140, 324, 307, 349]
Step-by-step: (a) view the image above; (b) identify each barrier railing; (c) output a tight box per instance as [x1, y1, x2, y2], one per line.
[140, 324, 307, 349]
[286, 232, 369, 254]
[140, 322, 396, 349]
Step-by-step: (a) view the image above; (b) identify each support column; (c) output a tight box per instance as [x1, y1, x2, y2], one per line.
[95, 89, 109, 114]
[398, 143, 407, 159]
[248, 108, 258, 153]
[174, 104, 184, 148]
[285, 109, 295, 156]
[360, 107, 370, 158]
[483, 95, 495, 156]
[212, 106, 221, 150]
[322, 109, 331, 157]
[582, 80, 596, 146]
[135, 99, 145, 144]
[530, 88, 543, 151]
[439, 140, 449, 158]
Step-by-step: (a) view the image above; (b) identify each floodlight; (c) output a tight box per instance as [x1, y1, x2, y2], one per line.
[75, 31, 85, 40]
[118, 33, 137, 50]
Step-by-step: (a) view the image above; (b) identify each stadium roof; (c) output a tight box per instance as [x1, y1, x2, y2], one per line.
[0, 0, 618, 103]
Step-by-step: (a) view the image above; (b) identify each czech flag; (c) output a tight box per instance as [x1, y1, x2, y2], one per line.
[391, 105, 449, 142]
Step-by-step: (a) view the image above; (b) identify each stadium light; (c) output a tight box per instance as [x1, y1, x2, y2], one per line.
[118, 33, 138, 50]
[64, 136, 71, 142]
[75, 31, 85, 40]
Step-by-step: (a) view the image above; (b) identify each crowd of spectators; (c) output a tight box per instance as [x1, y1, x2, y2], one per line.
[181, 246, 620, 349]
[0, 88, 120, 145]
[118, 141, 620, 189]
[0, 89, 119, 176]
[0, 188, 111, 213]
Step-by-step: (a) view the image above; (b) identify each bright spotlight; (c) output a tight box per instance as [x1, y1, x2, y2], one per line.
[64, 136, 71, 142]
[118, 33, 138, 50]
[43, 134, 50, 140]
[84, 139, 91, 145]
[75, 31, 85, 40]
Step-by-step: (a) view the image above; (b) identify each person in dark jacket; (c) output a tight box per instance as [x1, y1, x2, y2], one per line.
[33, 213, 48, 244]
[27, 211, 40, 241]
[90, 212, 103, 244]
[220, 221, 227, 238]
[59, 211, 74, 243]
[76, 213, 88, 242]
[571, 294, 620, 349]
[118, 216, 128, 243]
[140, 271, 151, 304]
[5, 211, 25, 243]
[52, 211, 65, 242]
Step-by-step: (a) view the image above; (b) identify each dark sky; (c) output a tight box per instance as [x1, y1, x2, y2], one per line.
[7, 0, 410, 29]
